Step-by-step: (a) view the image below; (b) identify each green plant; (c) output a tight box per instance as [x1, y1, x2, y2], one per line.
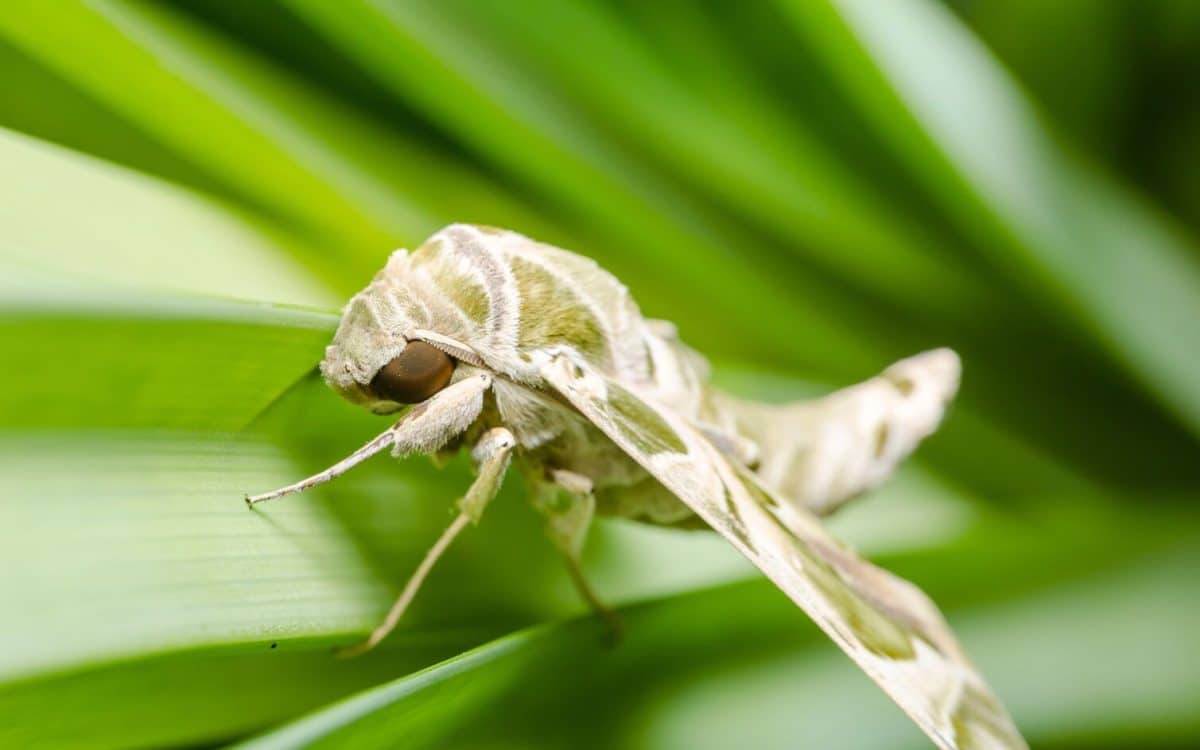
[1, 1, 1197, 748]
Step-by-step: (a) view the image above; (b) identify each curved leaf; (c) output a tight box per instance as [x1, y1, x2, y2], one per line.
[237, 539, 1200, 749]
[0, 1, 556, 288]
[780, 0, 1200, 436]
[0, 126, 335, 308]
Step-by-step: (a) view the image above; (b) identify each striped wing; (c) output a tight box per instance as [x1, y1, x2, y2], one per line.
[542, 354, 1026, 750]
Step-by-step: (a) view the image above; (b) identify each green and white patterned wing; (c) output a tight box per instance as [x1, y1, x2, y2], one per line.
[541, 354, 1026, 750]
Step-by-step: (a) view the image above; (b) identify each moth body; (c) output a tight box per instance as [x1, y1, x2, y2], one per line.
[321, 224, 956, 524]
[252, 224, 1025, 750]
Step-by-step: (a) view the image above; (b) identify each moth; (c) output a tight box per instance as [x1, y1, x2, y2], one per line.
[248, 224, 1026, 749]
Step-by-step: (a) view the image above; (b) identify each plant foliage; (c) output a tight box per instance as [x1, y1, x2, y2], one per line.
[1, 1, 1197, 748]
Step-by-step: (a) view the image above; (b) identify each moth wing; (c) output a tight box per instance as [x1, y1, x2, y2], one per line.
[541, 354, 1026, 750]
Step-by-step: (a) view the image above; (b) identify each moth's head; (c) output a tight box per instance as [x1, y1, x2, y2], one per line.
[319, 255, 457, 415]
[324, 337, 455, 415]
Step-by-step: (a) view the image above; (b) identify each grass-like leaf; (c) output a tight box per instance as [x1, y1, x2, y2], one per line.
[2, 1, 1199, 747]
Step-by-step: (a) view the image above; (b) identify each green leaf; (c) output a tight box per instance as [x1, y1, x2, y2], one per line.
[779, 0, 1200, 436]
[0, 127, 335, 309]
[236, 539, 1200, 749]
[3, 3, 1200, 748]
[0, 642, 476, 749]
[0, 1, 555, 289]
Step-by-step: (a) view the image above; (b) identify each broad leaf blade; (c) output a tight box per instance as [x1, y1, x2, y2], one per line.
[236, 540, 1200, 750]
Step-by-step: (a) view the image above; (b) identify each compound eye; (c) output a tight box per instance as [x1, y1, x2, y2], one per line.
[370, 341, 455, 404]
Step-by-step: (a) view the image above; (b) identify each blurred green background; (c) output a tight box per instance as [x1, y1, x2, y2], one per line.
[1, 1, 1198, 748]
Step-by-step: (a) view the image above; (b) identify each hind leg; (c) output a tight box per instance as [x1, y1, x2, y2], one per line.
[533, 469, 622, 640]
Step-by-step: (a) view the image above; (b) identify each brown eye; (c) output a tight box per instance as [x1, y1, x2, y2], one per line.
[370, 341, 455, 404]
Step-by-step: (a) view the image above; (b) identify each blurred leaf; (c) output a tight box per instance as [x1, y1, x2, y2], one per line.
[428, 0, 990, 318]
[0, 36, 223, 196]
[0, 643, 474, 750]
[0, 127, 334, 308]
[780, 0, 1200, 437]
[0, 0, 397, 268]
[948, 0, 1132, 156]
[1, 1, 1199, 748]
[0, 1, 554, 289]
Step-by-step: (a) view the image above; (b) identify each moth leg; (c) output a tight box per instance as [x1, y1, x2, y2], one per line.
[534, 469, 623, 641]
[338, 427, 515, 657]
[246, 373, 491, 506]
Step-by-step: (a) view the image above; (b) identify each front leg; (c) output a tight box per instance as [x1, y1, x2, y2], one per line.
[338, 427, 516, 656]
[532, 469, 622, 640]
[246, 373, 492, 506]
